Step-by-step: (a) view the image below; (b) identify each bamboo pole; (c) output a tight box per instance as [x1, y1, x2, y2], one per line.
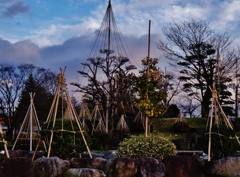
[145, 19, 151, 137]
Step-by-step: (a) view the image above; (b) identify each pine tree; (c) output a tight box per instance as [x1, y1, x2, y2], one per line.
[16, 74, 53, 125]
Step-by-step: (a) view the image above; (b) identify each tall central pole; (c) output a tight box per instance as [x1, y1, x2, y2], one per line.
[105, 0, 111, 134]
[145, 20, 151, 137]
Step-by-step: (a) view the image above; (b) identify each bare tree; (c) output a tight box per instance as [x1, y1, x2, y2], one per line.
[178, 95, 200, 118]
[71, 56, 136, 133]
[163, 71, 182, 107]
[0, 63, 57, 139]
[157, 19, 234, 117]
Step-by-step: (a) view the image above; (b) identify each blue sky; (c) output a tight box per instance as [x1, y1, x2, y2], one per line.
[0, 0, 240, 96]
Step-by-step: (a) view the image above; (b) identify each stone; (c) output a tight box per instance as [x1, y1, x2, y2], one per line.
[162, 155, 204, 177]
[136, 157, 165, 177]
[204, 157, 240, 177]
[63, 168, 106, 177]
[105, 157, 137, 177]
[8, 149, 47, 160]
[70, 157, 107, 171]
[0, 157, 34, 177]
[8, 149, 29, 158]
[33, 156, 70, 177]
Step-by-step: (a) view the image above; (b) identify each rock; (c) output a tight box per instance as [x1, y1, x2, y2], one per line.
[63, 168, 106, 177]
[105, 157, 137, 177]
[8, 149, 47, 160]
[33, 156, 70, 177]
[70, 157, 107, 171]
[0, 157, 34, 177]
[8, 149, 29, 158]
[162, 155, 204, 177]
[204, 157, 240, 177]
[136, 158, 165, 177]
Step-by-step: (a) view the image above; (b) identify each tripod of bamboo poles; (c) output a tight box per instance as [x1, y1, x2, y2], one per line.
[78, 102, 92, 133]
[116, 101, 130, 133]
[44, 67, 92, 158]
[0, 123, 9, 158]
[12, 93, 47, 152]
[91, 102, 106, 134]
[207, 51, 240, 161]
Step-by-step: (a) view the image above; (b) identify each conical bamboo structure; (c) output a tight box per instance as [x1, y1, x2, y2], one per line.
[207, 50, 240, 161]
[133, 111, 146, 130]
[44, 67, 92, 158]
[78, 102, 92, 132]
[173, 110, 189, 132]
[12, 93, 46, 152]
[116, 114, 130, 133]
[91, 103, 106, 134]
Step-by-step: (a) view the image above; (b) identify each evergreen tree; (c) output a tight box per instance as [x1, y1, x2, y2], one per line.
[16, 74, 53, 125]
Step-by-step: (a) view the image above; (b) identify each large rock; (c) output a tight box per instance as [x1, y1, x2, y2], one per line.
[136, 157, 165, 177]
[63, 168, 106, 177]
[105, 157, 137, 177]
[8, 149, 46, 160]
[162, 155, 204, 177]
[33, 156, 70, 177]
[0, 157, 34, 177]
[70, 157, 107, 170]
[204, 157, 240, 177]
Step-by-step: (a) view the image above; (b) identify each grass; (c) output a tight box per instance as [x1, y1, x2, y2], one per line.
[151, 117, 240, 141]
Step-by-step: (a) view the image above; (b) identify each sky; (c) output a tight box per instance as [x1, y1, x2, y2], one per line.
[0, 0, 240, 99]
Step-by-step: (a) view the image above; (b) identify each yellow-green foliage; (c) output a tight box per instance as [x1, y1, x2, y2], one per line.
[116, 133, 177, 159]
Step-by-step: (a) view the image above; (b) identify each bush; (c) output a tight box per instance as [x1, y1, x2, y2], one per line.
[90, 132, 129, 151]
[116, 133, 177, 159]
[203, 124, 239, 159]
[41, 119, 91, 157]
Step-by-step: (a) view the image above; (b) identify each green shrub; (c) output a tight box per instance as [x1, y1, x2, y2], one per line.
[203, 124, 239, 159]
[41, 119, 91, 157]
[116, 133, 177, 159]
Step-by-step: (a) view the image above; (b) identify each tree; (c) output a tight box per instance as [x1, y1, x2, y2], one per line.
[71, 55, 136, 133]
[133, 57, 167, 136]
[15, 74, 54, 126]
[0, 63, 57, 139]
[157, 20, 234, 117]
[178, 95, 200, 118]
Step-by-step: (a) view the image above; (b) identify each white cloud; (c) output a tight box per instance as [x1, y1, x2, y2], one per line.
[0, 38, 41, 65]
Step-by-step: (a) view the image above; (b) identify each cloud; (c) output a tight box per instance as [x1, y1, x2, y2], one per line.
[3, 1, 30, 18]
[0, 38, 41, 65]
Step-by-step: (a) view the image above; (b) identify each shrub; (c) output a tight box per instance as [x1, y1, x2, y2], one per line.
[90, 132, 129, 151]
[116, 133, 177, 159]
[41, 119, 91, 157]
[203, 124, 239, 159]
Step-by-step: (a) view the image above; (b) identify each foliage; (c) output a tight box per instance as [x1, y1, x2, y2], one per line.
[203, 124, 239, 159]
[41, 119, 91, 157]
[15, 74, 54, 124]
[163, 104, 180, 118]
[116, 133, 177, 159]
[133, 58, 167, 118]
[90, 132, 129, 150]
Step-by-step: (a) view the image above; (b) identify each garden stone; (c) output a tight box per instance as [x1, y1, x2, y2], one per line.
[136, 157, 165, 177]
[70, 157, 107, 171]
[63, 168, 106, 177]
[0, 157, 34, 177]
[33, 156, 70, 177]
[162, 155, 204, 177]
[105, 157, 137, 177]
[204, 157, 240, 177]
